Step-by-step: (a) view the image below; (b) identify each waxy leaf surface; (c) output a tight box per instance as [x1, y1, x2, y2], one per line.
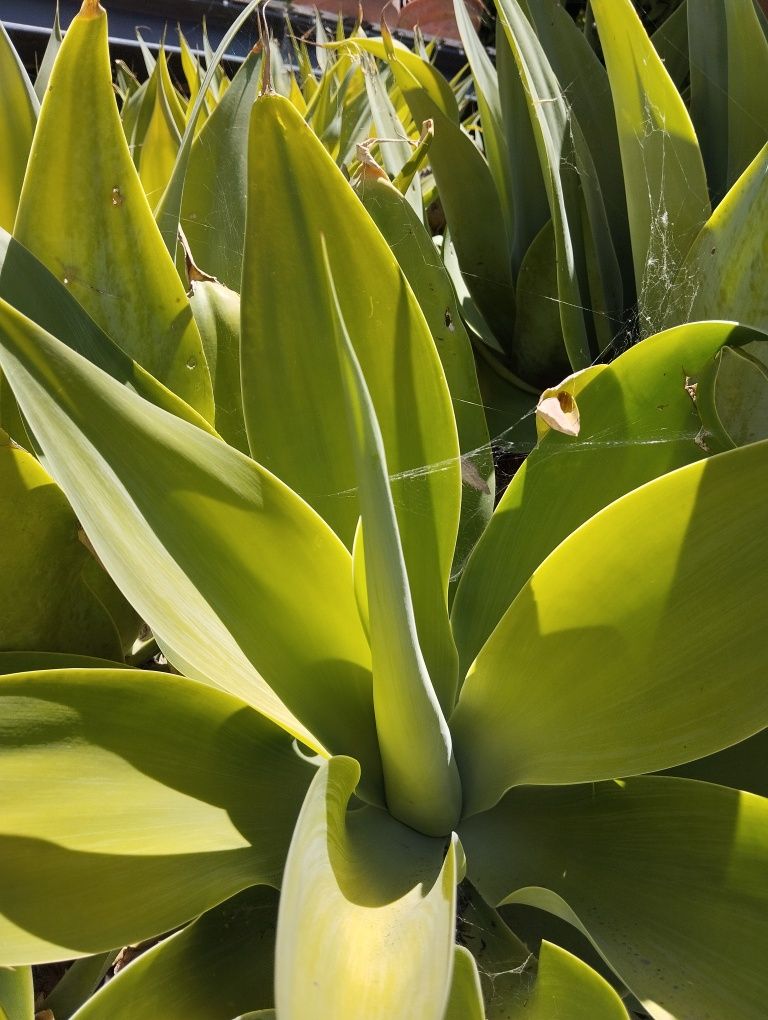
[0, 670, 313, 964]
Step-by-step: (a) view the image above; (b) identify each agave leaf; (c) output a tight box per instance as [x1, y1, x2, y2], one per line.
[379, 49, 516, 349]
[0, 670, 314, 965]
[71, 887, 277, 1019]
[327, 249, 461, 834]
[525, 0, 633, 300]
[0, 436, 121, 660]
[461, 777, 768, 1020]
[0, 229, 213, 435]
[697, 343, 768, 450]
[456, 883, 533, 1017]
[0, 299, 383, 789]
[275, 757, 457, 1020]
[0, 651, 127, 675]
[444, 946, 485, 1020]
[453, 0, 515, 251]
[590, 0, 710, 336]
[353, 167, 494, 580]
[135, 59, 181, 209]
[452, 440, 768, 813]
[666, 142, 768, 334]
[650, 0, 689, 95]
[242, 93, 460, 709]
[180, 49, 261, 290]
[34, 2, 62, 100]
[13, 2, 213, 420]
[451, 320, 755, 674]
[688, 0, 768, 202]
[42, 953, 115, 1020]
[188, 275, 247, 453]
[0, 965, 32, 1020]
[147, 0, 261, 259]
[510, 942, 629, 1020]
[0, 23, 38, 233]
[495, 18, 549, 277]
[495, 0, 622, 368]
[361, 54, 422, 219]
[135, 27, 157, 76]
[510, 221, 571, 388]
[178, 27, 206, 120]
[665, 728, 768, 798]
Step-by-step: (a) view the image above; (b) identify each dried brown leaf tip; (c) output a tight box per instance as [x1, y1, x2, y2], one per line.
[79, 0, 105, 18]
[536, 388, 581, 437]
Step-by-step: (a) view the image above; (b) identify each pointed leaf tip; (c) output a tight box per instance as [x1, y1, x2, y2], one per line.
[80, 0, 104, 17]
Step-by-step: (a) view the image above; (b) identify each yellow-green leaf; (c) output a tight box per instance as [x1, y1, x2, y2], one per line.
[275, 758, 457, 1020]
[452, 440, 768, 813]
[14, 1, 213, 419]
[0, 23, 37, 233]
[0, 298, 383, 792]
[590, 0, 710, 335]
[461, 777, 768, 1020]
[0, 670, 313, 965]
[242, 93, 461, 707]
[0, 435, 121, 660]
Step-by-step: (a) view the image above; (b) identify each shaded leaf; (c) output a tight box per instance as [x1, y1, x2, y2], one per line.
[275, 758, 456, 1020]
[461, 777, 768, 1020]
[0, 670, 313, 964]
[452, 440, 768, 812]
[72, 888, 277, 1019]
[0, 298, 383, 790]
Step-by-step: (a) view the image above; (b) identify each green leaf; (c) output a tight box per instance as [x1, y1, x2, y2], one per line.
[180, 50, 261, 290]
[0, 965, 32, 1020]
[0, 669, 313, 965]
[452, 439, 768, 814]
[495, 0, 623, 368]
[43, 953, 115, 1020]
[452, 320, 750, 675]
[453, 0, 515, 251]
[34, 3, 62, 101]
[461, 777, 768, 1020]
[188, 276, 248, 453]
[326, 250, 461, 835]
[590, 0, 710, 336]
[275, 757, 457, 1020]
[385, 56, 517, 350]
[241, 93, 461, 707]
[664, 728, 768, 798]
[360, 54, 423, 220]
[0, 23, 38, 233]
[135, 59, 181, 210]
[0, 229, 214, 434]
[495, 17, 549, 277]
[688, 0, 768, 202]
[650, 1, 689, 96]
[352, 168, 494, 579]
[524, 0, 633, 301]
[0, 436, 122, 660]
[444, 946, 485, 1020]
[13, 2, 213, 419]
[666, 142, 768, 334]
[697, 342, 768, 450]
[510, 942, 629, 1020]
[71, 887, 278, 1019]
[0, 298, 383, 790]
[510, 221, 571, 388]
[0, 652, 127, 675]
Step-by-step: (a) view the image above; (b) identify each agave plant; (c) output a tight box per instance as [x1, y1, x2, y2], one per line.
[348, 0, 768, 397]
[1, 3, 768, 1019]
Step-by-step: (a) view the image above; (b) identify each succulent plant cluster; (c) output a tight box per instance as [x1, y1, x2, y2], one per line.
[0, 1, 766, 1018]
